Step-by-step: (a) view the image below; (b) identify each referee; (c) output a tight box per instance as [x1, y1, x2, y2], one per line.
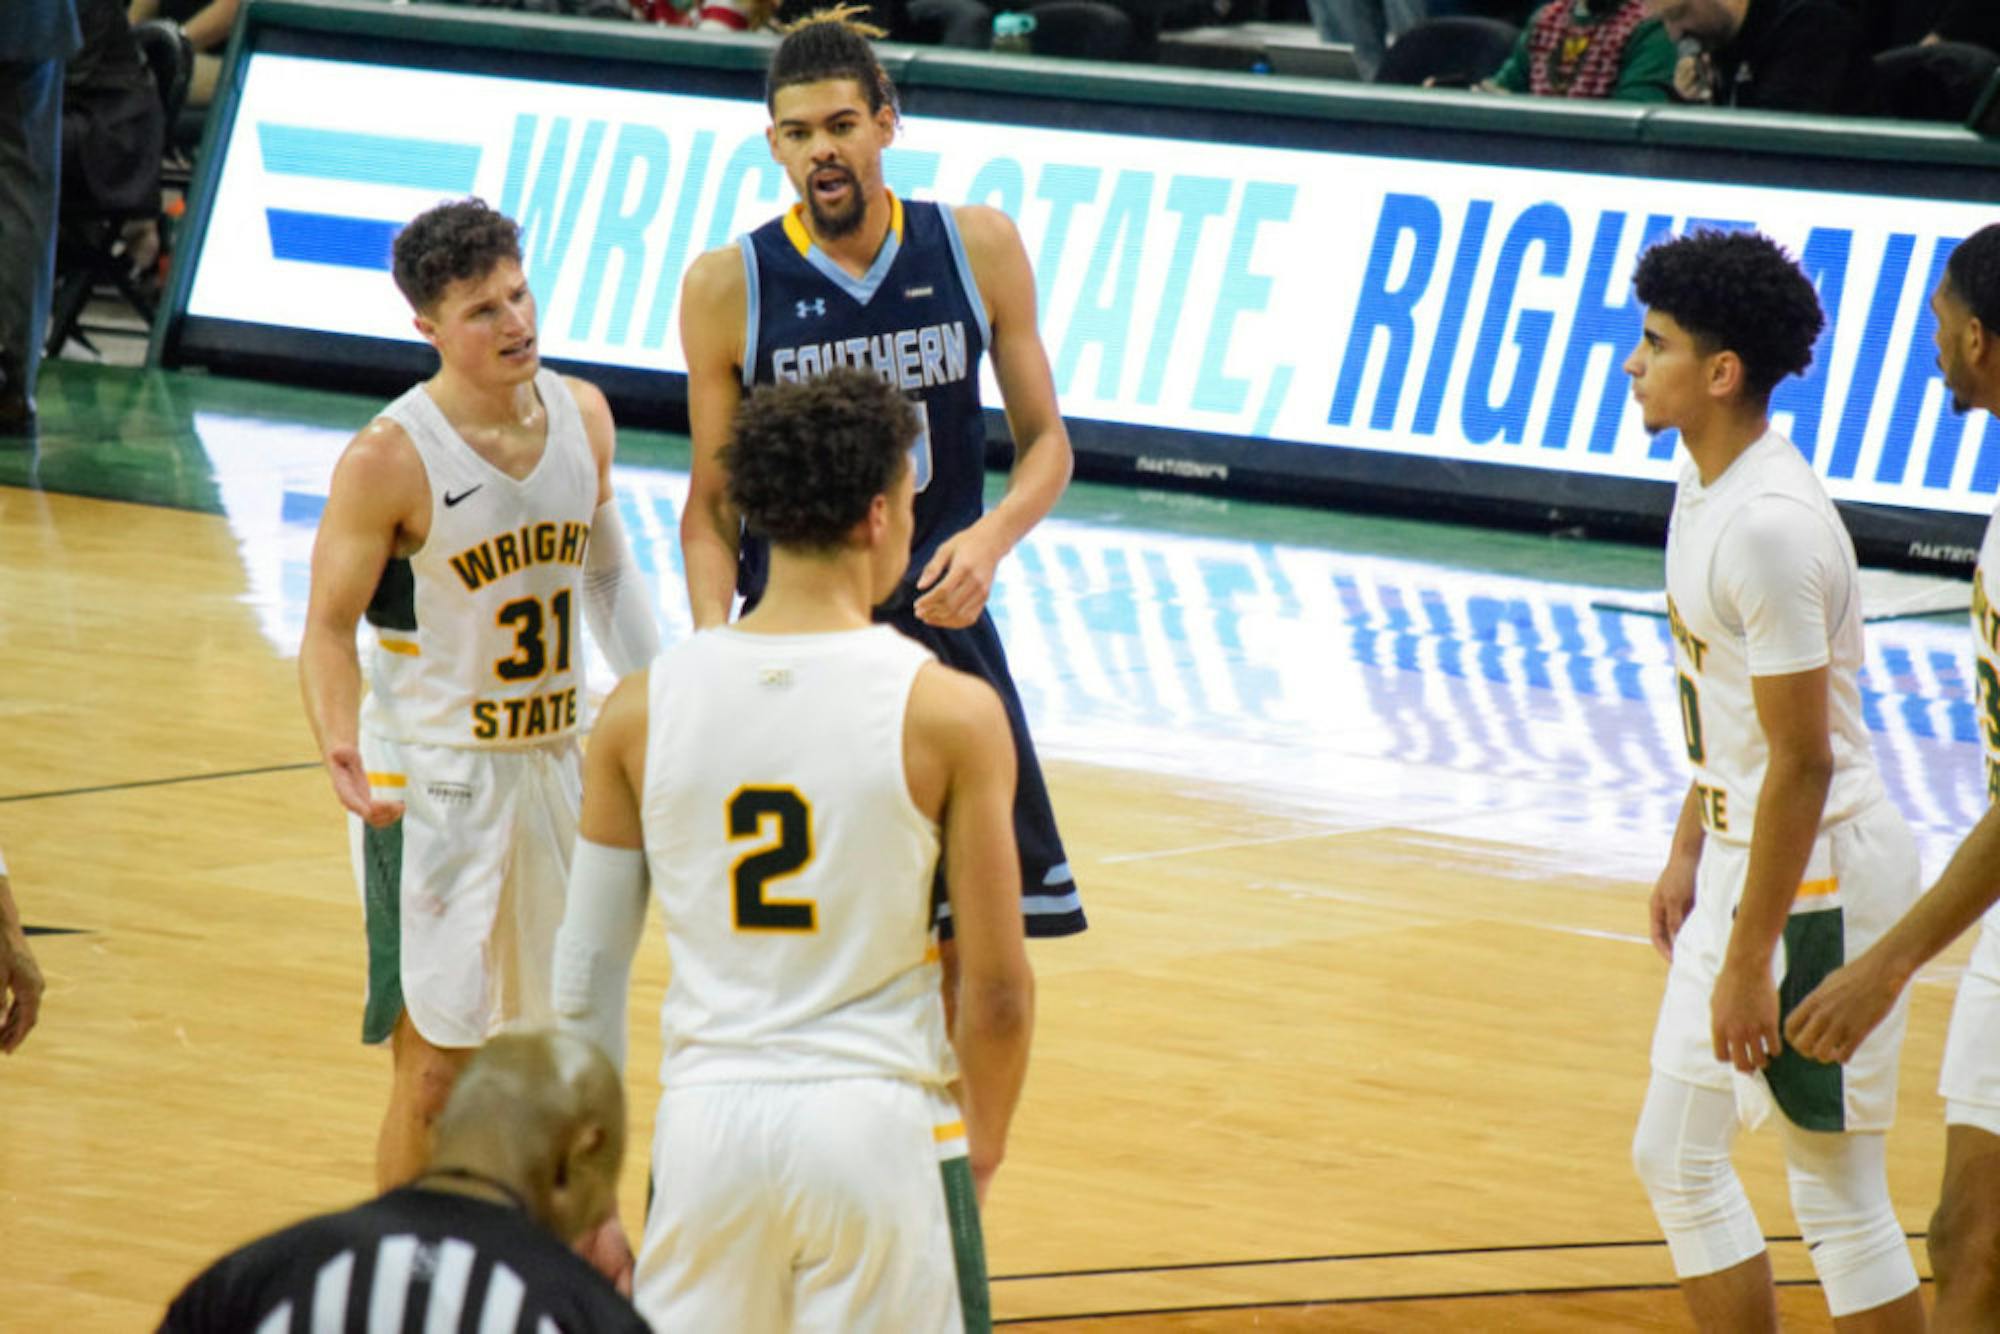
[159, 1032, 644, 1332]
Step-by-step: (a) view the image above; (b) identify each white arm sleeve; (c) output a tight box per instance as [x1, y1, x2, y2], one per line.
[1715, 498, 1846, 678]
[584, 499, 662, 678]
[553, 837, 649, 1075]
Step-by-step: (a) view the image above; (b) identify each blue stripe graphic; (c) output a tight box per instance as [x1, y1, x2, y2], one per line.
[266, 210, 399, 270]
[257, 124, 480, 192]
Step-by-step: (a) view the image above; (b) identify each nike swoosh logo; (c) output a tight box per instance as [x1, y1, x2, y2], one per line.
[443, 485, 483, 508]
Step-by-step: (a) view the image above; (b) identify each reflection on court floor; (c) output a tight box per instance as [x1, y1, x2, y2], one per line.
[194, 411, 1982, 887]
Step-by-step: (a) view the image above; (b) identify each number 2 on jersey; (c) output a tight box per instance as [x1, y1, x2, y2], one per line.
[728, 787, 817, 932]
[494, 590, 573, 681]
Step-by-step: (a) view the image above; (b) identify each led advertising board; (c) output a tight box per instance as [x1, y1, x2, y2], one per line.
[166, 36, 2000, 562]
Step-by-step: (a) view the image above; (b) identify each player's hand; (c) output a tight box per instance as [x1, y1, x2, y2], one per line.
[0, 927, 45, 1054]
[326, 745, 404, 827]
[913, 525, 1006, 629]
[1648, 858, 1697, 962]
[1784, 953, 1903, 1065]
[576, 1214, 635, 1297]
[1711, 963, 1780, 1072]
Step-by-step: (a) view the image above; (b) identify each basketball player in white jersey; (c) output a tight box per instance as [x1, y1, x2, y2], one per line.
[1624, 230, 1924, 1332]
[1788, 222, 2000, 1328]
[299, 199, 659, 1202]
[553, 367, 1034, 1332]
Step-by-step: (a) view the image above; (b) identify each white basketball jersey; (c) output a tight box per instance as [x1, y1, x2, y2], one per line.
[1967, 514, 2000, 933]
[1663, 431, 1885, 846]
[359, 370, 598, 749]
[641, 625, 949, 1089]
[1973, 516, 2000, 804]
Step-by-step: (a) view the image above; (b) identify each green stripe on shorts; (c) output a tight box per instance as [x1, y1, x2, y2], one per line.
[1770, 907, 1845, 1132]
[940, 1155, 991, 1334]
[361, 819, 404, 1045]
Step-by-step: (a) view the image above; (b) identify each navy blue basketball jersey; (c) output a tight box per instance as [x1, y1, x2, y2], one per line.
[738, 194, 990, 604]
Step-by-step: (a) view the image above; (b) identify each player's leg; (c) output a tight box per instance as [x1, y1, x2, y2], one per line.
[1750, 806, 1922, 1329]
[489, 740, 582, 1036]
[634, 1084, 787, 1331]
[1636, 835, 1779, 1329]
[378, 1011, 475, 1190]
[1633, 1070, 1776, 1331]
[890, 609, 1083, 938]
[1932, 924, 2000, 1329]
[354, 741, 511, 1189]
[1777, 1123, 1922, 1332]
[790, 1081, 975, 1333]
[1929, 1123, 2000, 1329]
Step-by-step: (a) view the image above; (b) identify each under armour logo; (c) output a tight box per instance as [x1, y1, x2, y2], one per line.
[796, 299, 826, 319]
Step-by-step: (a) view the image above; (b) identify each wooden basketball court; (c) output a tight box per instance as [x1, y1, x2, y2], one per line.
[0, 364, 1974, 1328]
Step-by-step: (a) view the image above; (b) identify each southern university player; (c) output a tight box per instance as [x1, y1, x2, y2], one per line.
[1624, 230, 1924, 1333]
[678, 9, 1085, 970]
[1789, 222, 2000, 1329]
[299, 200, 659, 1202]
[552, 367, 1034, 1331]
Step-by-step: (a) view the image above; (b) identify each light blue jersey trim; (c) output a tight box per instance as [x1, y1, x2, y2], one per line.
[935, 205, 992, 348]
[801, 227, 903, 306]
[935, 888, 1083, 920]
[738, 233, 761, 390]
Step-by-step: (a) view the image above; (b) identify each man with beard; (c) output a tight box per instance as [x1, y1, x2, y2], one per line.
[1645, 0, 1877, 113]
[678, 7, 1086, 969]
[1789, 222, 2000, 1331]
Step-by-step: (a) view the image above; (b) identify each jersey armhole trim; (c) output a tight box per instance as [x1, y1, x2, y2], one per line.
[373, 404, 438, 561]
[895, 653, 943, 838]
[936, 205, 991, 349]
[738, 234, 760, 391]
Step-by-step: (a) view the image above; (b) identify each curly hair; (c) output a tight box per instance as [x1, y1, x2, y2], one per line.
[724, 368, 917, 551]
[1631, 230, 1823, 401]
[1946, 223, 2000, 334]
[766, 6, 898, 119]
[391, 198, 522, 314]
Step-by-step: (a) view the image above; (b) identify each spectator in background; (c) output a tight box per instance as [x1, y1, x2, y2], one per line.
[1647, 0, 1877, 113]
[1308, 0, 1429, 80]
[0, 0, 81, 436]
[1927, 0, 2000, 55]
[1481, 0, 1676, 99]
[125, 0, 232, 107]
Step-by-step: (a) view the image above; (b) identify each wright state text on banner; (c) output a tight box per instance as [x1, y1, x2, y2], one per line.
[187, 52, 1997, 523]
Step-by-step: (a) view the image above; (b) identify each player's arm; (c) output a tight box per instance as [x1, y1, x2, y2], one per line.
[567, 377, 661, 676]
[1713, 664, 1833, 1072]
[0, 857, 43, 1055]
[1649, 783, 1705, 962]
[298, 422, 426, 827]
[915, 663, 1034, 1204]
[913, 206, 1074, 630]
[1789, 803, 2000, 1063]
[678, 247, 750, 630]
[552, 671, 649, 1296]
[553, 670, 651, 1073]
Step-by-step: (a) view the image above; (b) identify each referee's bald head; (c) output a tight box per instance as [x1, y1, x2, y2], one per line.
[431, 1031, 626, 1244]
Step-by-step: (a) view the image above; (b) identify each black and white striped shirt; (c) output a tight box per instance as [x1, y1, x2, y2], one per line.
[159, 1187, 646, 1334]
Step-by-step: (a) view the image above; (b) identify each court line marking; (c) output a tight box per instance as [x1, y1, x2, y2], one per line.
[994, 1276, 1866, 1324]
[992, 1232, 1863, 1283]
[0, 762, 321, 805]
[1099, 799, 1597, 866]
